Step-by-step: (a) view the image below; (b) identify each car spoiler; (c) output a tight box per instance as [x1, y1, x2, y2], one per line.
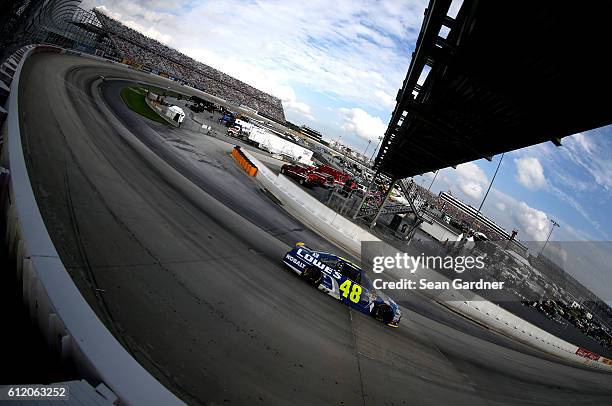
[294, 242, 313, 251]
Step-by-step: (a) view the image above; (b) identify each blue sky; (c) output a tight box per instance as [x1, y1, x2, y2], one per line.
[81, 0, 612, 300]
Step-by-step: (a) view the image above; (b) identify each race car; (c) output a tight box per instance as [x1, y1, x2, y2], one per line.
[283, 243, 401, 327]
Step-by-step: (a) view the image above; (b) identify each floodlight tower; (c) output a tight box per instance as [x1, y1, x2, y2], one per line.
[539, 219, 560, 257]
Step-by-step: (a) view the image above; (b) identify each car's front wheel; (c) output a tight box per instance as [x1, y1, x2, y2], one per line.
[372, 304, 394, 324]
[301, 266, 322, 286]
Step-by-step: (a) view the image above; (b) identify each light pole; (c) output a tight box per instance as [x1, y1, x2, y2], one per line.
[428, 170, 439, 191]
[369, 136, 383, 163]
[467, 153, 505, 234]
[540, 219, 560, 257]
[336, 136, 343, 154]
[363, 139, 372, 160]
[336, 136, 349, 165]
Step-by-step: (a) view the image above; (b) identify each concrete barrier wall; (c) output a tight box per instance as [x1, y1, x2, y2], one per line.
[242, 149, 379, 258]
[419, 219, 460, 242]
[241, 149, 612, 372]
[1, 45, 184, 405]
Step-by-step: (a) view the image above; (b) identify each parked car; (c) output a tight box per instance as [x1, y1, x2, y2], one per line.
[227, 125, 241, 137]
[281, 164, 333, 187]
[316, 164, 349, 186]
[354, 183, 368, 197]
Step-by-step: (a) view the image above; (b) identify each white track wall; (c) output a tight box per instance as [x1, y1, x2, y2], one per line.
[243, 148, 379, 257]
[241, 149, 612, 372]
[0, 45, 184, 406]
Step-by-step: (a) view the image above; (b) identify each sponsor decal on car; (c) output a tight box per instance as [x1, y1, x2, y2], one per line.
[285, 254, 306, 269]
[294, 248, 343, 280]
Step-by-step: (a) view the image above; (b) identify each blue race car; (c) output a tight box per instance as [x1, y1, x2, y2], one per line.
[283, 243, 401, 327]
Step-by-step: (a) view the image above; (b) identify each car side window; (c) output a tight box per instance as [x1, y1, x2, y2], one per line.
[319, 256, 339, 269]
[340, 262, 361, 284]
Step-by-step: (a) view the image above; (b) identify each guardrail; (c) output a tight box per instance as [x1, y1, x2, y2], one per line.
[241, 149, 612, 372]
[0, 45, 184, 405]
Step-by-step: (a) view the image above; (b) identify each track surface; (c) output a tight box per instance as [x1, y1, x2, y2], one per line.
[18, 53, 612, 405]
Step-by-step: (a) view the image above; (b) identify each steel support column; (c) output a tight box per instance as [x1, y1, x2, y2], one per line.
[352, 171, 379, 219]
[369, 178, 397, 228]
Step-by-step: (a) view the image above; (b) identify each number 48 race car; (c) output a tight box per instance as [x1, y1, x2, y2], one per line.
[283, 243, 401, 327]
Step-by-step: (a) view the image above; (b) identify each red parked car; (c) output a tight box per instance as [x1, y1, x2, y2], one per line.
[281, 164, 334, 188]
[316, 164, 349, 186]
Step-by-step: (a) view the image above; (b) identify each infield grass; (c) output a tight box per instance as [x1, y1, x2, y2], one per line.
[120, 86, 167, 124]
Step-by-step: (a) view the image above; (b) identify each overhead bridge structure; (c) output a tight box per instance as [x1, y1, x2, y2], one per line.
[374, 0, 612, 179]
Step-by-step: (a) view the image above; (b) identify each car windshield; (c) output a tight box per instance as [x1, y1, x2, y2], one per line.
[339, 261, 361, 283]
[317, 254, 339, 268]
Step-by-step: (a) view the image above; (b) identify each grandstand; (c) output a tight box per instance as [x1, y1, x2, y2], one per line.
[0, 4, 286, 122]
[92, 9, 286, 123]
[436, 191, 528, 254]
[299, 125, 323, 141]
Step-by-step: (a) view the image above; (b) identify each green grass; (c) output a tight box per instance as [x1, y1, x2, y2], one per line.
[138, 84, 183, 99]
[120, 86, 168, 124]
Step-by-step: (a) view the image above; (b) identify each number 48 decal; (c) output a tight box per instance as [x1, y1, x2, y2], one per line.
[339, 279, 362, 303]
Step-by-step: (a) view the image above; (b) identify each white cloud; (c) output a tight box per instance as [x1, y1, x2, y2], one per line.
[547, 183, 607, 239]
[563, 132, 612, 192]
[455, 162, 488, 200]
[374, 90, 396, 108]
[514, 201, 550, 241]
[91, 4, 174, 43]
[515, 157, 546, 190]
[572, 132, 594, 155]
[486, 190, 550, 241]
[285, 100, 315, 121]
[131, 23, 173, 44]
[495, 202, 506, 212]
[338, 107, 386, 143]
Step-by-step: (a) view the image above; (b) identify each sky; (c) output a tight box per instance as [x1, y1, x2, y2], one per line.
[80, 0, 612, 301]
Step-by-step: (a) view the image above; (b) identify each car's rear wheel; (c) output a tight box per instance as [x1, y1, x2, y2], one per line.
[302, 266, 322, 286]
[299, 178, 306, 186]
[372, 304, 394, 324]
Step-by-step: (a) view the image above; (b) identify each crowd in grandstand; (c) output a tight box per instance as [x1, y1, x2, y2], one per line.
[93, 10, 285, 122]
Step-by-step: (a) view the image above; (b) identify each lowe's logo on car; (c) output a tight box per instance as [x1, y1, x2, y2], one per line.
[296, 249, 343, 280]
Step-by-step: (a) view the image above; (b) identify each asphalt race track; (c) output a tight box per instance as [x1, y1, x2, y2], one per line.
[18, 53, 612, 405]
